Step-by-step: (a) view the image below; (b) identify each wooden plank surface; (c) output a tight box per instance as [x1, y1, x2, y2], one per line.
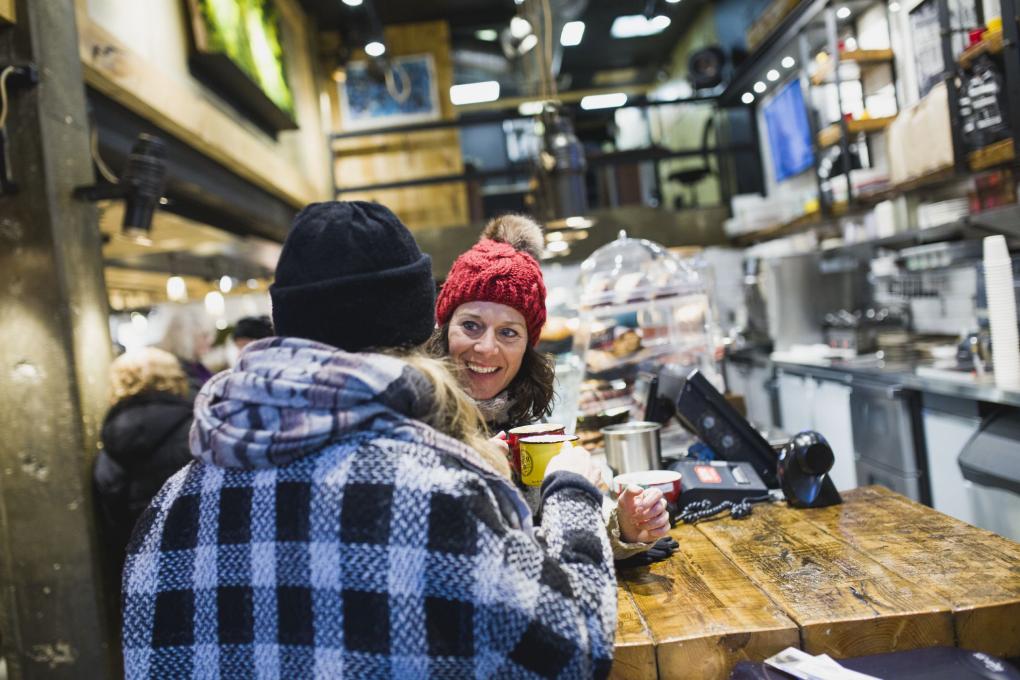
[0, 0, 14, 24]
[697, 500, 955, 658]
[804, 486, 1020, 657]
[611, 587, 657, 680]
[969, 137, 1015, 172]
[75, 8, 319, 208]
[620, 524, 798, 679]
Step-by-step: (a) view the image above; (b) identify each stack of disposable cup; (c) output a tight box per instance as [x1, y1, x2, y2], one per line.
[983, 235, 1020, 389]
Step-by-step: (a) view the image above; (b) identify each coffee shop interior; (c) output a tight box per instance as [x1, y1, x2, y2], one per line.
[4, 0, 1020, 677]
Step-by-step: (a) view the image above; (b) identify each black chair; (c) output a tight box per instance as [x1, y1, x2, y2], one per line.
[667, 115, 715, 209]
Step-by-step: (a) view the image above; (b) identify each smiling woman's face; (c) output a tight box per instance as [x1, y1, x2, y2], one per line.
[447, 301, 528, 401]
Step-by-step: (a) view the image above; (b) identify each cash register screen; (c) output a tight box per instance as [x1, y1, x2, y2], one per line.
[673, 369, 779, 488]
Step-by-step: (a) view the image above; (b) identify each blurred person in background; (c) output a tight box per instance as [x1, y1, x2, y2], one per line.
[93, 347, 193, 580]
[430, 214, 671, 560]
[226, 314, 274, 366]
[154, 305, 213, 395]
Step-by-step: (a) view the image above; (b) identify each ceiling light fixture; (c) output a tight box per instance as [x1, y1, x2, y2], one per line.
[365, 41, 385, 57]
[510, 16, 532, 40]
[836, 6, 851, 19]
[450, 80, 501, 105]
[767, 69, 780, 81]
[518, 33, 539, 54]
[889, 2, 901, 10]
[610, 15, 671, 39]
[219, 275, 233, 294]
[166, 276, 187, 302]
[341, 0, 363, 6]
[580, 92, 628, 110]
[560, 21, 585, 47]
[204, 291, 226, 318]
[753, 81, 767, 93]
[741, 92, 755, 104]
[782, 56, 796, 68]
[475, 29, 498, 41]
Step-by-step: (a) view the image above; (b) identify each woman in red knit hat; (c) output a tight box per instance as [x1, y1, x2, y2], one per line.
[430, 214, 671, 559]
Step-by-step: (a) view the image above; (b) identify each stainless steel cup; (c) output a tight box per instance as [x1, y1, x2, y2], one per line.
[601, 421, 662, 474]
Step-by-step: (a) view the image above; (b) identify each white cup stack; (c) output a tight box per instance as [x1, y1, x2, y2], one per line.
[983, 235, 1020, 390]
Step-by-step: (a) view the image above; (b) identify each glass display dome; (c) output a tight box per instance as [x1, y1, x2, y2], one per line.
[563, 231, 721, 433]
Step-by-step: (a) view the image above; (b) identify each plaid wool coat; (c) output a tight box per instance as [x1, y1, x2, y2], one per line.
[121, 338, 617, 679]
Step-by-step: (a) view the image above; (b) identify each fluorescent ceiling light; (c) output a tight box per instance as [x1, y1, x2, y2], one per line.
[219, 275, 233, 294]
[518, 33, 539, 54]
[365, 41, 385, 57]
[766, 69, 780, 81]
[665, 0, 682, 3]
[450, 80, 500, 105]
[475, 29, 498, 41]
[753, 81, 766, 93]
[510, 16, 532, 39]
[889, 2, 901, 10]
[560, 21, 585, 46]
[782, 56, 796, 68]
[342, 0, 362, 6]
[610, 14, 670, 39]
[518, 100, 545, 116]
[741, 92, 755, 104]
[836, 6, 851, 19]
[580, 92, 628, 110]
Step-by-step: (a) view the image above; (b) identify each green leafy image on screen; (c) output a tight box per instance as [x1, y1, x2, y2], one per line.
[196, 0, 295, 117]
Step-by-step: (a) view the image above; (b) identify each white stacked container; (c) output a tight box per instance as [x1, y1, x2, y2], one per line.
[983, 235, 1020, 389]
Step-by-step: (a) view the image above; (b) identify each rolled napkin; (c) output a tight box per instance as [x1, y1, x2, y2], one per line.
[983, 235, 1020, 390]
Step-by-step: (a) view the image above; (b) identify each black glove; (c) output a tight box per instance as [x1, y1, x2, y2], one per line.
[614, 537, 680, 568]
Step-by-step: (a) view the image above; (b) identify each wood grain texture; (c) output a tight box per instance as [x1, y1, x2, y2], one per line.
[805, 486, 1020, 657]
[611, 587, 657, 680]
[697, 500, 955, 658]
[621, 524, 798, 679]
[75, 8, 319, 208]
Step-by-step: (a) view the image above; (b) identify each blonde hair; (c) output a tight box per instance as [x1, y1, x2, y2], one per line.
[388, 349, 511, 479]
[109, 347, 189, 404]
[155, 306, 210, 362]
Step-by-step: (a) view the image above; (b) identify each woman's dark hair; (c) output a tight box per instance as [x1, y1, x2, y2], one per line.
[426, 323, 555, 428]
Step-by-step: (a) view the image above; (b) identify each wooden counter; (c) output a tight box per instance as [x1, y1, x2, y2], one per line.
[612, 486, 1020, 679]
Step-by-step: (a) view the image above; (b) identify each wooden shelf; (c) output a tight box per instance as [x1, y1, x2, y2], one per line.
[818, 116, 896, 148]
[811, 49, 895, 86]
[958, 29, 1004, 70]
[968, 137, 1016, 172]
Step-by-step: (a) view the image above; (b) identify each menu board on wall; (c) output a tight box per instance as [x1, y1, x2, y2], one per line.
[909, 0, 945, 100]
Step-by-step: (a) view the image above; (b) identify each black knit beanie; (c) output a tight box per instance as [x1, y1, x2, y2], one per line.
[270, 201, 436, 352]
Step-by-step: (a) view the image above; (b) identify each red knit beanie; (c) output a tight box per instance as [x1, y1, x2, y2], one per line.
[436, 214, 547, 346]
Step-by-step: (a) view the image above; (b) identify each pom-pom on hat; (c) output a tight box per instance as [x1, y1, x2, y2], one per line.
[270, 201, 436, 352]
[436, 214, 547, 346]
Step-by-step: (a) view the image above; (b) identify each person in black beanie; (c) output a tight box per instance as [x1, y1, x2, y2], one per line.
[270, 201, 437, 351]
[122, 200, 619, 679]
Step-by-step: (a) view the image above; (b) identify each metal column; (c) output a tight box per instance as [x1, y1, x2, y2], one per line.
[0, 0, 118, 677]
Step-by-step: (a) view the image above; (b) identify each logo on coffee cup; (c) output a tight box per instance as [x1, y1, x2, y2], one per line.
[521, 453, 533, 477]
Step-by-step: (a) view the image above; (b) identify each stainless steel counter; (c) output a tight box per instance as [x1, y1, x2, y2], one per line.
[769, 358, 1020, 409]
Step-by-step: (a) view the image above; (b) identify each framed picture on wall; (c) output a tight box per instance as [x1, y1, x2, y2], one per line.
[339, 54, 441, 131]
[909, 0, 945, 100]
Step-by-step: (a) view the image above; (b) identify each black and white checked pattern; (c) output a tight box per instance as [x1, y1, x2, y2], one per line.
[122, 339, 616, 679]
